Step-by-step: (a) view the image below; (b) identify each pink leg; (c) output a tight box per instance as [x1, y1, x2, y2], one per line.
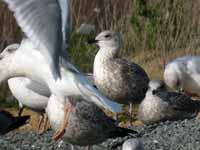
[53, 101, 74, 141]
[38, 113, 48, 134]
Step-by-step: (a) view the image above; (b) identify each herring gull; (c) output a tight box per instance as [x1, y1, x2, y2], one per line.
[138, 80, 200, 124]
[46, 95, 138, 149]
[164, 55, 200, 97]
[8, 77, 50, 133]
[2, 0, 121, 139]
[88, 30, 149, 122]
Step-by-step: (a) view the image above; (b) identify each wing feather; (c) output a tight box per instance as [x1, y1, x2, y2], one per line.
[3, 0, 63, 79]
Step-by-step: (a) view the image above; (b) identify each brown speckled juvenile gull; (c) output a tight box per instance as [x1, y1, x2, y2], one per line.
[88, 30, 149, 119]
[138, 80, 200, 125]
[46, 95, 138, 149]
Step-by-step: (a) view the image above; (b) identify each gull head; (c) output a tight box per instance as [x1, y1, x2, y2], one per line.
[0, 44, 19, 83]
[148, 80, 167, 94]
[88, 30, 121, 50]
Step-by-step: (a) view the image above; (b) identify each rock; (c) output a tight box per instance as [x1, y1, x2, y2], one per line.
[122, 138, 144, 150]
[76, 23, 95, 35]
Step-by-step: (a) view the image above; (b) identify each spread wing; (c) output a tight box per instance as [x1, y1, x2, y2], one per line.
[58, 0, 71, 58]
[3, 0, 63, 79]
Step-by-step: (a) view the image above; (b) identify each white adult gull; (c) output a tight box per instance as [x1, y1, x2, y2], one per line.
[8, 76, 50, 133]
[164, 55, 200, 97]
[2, 0, 121, 139]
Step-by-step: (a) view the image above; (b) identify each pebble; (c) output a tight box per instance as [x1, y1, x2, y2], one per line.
[1, 118, 200, 150]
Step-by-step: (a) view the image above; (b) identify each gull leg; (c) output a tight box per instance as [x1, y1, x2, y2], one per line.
[114, 112, 119, 125]
[53, 101, 74, 141]
[129, 103, 133, 126]
[114, 113, 118, 121]
[18, 106, 25, 117]
[37, 113, 44, 134]
[42, 113, 49, 131]
[70, 144, 75, 150]
[38, 113, 48, 134]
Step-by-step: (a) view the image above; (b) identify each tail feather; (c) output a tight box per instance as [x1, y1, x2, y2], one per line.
[0, 110, 30, 135]
[109, 127, 139, 139]
[8, 116, 30, 133]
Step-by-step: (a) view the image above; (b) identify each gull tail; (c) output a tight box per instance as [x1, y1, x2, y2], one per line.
[77, 75, 122, 113]
[0, 110, 30, 135]
[110, 127, 139, 138]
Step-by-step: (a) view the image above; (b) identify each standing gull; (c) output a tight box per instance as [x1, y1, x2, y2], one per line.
[8, 77, 50, 134]
[46, 95, 138, 149]
[2, 0, 121, 139]
[2, 43, 50, 133]
[88, 30, 149, 121]
[164, 55, 200, 97]
[138, 80, 200, 125]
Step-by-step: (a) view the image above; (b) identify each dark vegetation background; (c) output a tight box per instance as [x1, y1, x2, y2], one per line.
[0, 0, 200, 107]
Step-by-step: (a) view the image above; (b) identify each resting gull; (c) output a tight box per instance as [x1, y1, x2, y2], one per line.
[138, 80, 200, 125]
[164, 55, 200, 97]
[0, 110, 30, 135]
[88, 30, 149, 121]
[2, 0, 121, 139]
[46, 95, 138, 149]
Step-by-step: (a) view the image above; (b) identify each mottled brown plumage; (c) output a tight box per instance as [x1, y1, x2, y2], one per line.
[139, 80, 199, 125]
[95, 58, 149, 104]
[92, 31, 149, 105]
[46, 96, 138, 146]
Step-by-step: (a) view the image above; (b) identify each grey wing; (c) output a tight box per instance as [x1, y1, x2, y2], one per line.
[186, 57, 200, 74]
[3, 0, 62, 79]
[26, 79, 51, 97]
[118, 59, 149, 82]
[58, 0, 79, 72]
[155, 91, 200, 113]
[58, 0, 71, 58]
[116, 59, 149, 101]
[84, 73, 95, 85]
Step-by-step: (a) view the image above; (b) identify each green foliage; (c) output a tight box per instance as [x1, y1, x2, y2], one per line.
[69, 31, 98, 72]
[131, 0, 200, 51]
[131, 0, 160, 50]
[0, 83, 18, 108]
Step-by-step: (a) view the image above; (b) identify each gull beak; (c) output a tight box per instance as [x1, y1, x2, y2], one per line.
[87, 39, 98, 44]
[152, 90, 156, 95]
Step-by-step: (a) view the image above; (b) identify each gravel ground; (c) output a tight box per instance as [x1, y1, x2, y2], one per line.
[1, 118, 200, 150]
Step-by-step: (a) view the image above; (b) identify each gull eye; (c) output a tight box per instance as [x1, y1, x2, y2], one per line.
[105, 34, 111, 38]
[7, 48, 16, 53]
